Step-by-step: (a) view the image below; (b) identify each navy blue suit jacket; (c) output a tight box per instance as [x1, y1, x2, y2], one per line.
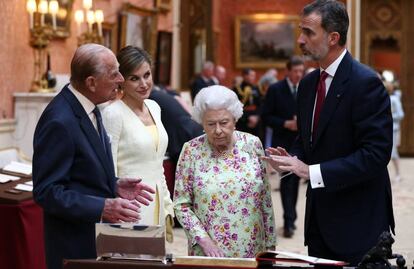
[291, 52, 395, 260]
[262, 78, 297, 149]
[33, 86, 116, 269]
[190, 75, 216, 100]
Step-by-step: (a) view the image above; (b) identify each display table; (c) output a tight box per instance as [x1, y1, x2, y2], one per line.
[63, 259, 316, 269]
[0, 175, 46, 269]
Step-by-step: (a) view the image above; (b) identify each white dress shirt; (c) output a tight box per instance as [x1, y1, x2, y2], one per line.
[309, 49, 347, 189]
[68, 84, 98, 131]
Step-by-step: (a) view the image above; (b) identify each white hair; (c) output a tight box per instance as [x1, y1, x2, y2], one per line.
[192, 85, 243, 124]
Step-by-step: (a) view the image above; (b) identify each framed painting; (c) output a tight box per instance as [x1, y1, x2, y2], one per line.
[155, 31, 173, 86]
[119, 3, 158, 58]
[101, 22, 118, 53]
[235, 14, 300, 68]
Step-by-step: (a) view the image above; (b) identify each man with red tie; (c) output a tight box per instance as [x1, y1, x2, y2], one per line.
[263, 0, 394, 266]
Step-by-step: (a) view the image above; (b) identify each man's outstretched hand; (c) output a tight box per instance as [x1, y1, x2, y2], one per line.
[117, 178, 155, 205]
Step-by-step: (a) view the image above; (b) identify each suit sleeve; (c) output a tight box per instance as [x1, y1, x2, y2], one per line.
[33, 120, 105, 223]
[262, 86, 287, 132]
[321, 75, 393, 191]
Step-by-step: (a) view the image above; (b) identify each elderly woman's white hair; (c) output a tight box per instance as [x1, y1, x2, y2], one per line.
[192, 85, 243, 124]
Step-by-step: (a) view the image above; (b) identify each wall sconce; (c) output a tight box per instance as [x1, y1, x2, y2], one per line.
[26, 0, 59, 92]
[74, 0, 105, 46]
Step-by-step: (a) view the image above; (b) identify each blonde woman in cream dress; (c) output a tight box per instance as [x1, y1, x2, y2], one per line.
[102, 46, 173, 241]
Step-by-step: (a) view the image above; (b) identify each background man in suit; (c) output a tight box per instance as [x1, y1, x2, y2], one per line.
[263, 0, 394, 265]
[190, 61, 216, 101]
[262, 56, 305, 238]
[33, 44, 155, 269]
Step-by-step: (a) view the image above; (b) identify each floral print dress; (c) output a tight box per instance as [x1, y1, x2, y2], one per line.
[173, 131, 276, 258]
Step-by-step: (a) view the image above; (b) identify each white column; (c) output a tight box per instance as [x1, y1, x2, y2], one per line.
[171, 0, 181, 90]
[347, 0, 361, 61]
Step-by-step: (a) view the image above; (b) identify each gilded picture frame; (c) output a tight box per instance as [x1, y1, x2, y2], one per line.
[101, 22, 118, 53]
[155, 31, 173, 85]
[43, 0, 74, 38]
[235, 14, 300, 68]
[119, 3, 158, 58]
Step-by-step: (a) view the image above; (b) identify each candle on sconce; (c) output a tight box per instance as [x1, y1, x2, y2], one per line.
[38, 0, 48, 26]
[74, 10, 84, 36]
[95, 10, 104, 37]
[83, 0, 93, 10]
[86, 10, 95, 33]
[26, 0, 37, 29]
[49, 0, 59, 30]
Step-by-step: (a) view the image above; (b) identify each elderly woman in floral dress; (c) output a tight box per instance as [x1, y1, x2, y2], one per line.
[173, 85, 276, 258]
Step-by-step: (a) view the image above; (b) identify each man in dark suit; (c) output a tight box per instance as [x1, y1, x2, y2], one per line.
[262, 56, 305, 238]
[33, 44, 155, 269]
[190, 61, 216, 101]
[263, 0, 394, 265]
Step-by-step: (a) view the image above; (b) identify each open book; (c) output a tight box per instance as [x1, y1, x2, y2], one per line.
[256, 250, 348, 266]
[2, 161, 32, 177]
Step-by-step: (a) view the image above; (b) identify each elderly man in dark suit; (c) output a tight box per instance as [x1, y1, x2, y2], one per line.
[190, 61, 216, 101]
[262, 56, 305, 238]
[263, 0, 394, 266]
[33, 44, 155, 269]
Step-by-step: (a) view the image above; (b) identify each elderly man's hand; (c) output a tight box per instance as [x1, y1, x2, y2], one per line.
[102, 198, 141, 223]
[117, 178, 155, 205]
[198, 237, 226, 257]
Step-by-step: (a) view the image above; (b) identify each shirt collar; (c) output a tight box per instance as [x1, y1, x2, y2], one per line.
[286, 77, 296, 89]
[321, 49, 347, 77]
[68, 84, 96, 115]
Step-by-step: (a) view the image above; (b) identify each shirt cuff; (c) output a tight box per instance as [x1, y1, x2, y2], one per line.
[309, 164, 325, 189]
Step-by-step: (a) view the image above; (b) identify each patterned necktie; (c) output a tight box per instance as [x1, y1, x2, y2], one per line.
[93, 107, 107, 154]
[312, 71, 329, 139]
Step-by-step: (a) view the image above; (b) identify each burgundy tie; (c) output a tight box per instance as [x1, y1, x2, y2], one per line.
[312, 71, 329, 139]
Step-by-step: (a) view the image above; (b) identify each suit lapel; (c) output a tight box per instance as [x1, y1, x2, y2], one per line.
[282, 79, 296, 105]
[312, 52, 352, 148]
[62, 87, 116, 191]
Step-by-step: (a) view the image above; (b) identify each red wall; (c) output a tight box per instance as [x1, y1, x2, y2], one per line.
[214, 0, 311, 87]
[370, 50, 401, 78]
[0, 0, 172, 119]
